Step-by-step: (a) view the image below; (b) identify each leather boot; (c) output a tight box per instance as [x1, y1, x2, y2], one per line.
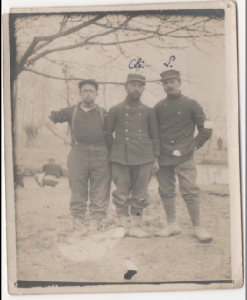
[71, 218, 88, 239]
[89, 219, 104, 235]
[128, 215, 152, 238]
[192, 226, 212, 242]
[154, 223, 181, 237]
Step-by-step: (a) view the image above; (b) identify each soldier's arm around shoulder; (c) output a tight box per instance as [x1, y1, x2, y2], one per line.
[105, 106, 117, 152]
[192, 100, 213, 150]
[148, 107, 160, 158]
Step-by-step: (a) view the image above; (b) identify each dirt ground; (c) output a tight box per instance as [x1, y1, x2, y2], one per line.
[15, 174, 231, 284]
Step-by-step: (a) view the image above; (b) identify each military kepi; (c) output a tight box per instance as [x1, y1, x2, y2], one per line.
[160, 70, 180, 81]
[126, 73, 146, 85]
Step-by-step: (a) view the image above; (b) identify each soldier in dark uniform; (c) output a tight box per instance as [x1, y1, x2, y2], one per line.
[106, 73, 160, 238]
[45, 79, 111, 238]
[154, 70, 213, 242]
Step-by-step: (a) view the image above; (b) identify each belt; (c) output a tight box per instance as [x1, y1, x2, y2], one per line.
[73, 141, 106, 148]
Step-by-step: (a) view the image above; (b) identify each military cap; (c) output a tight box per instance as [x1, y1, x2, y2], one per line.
[126, 73, 146, 85]
[160, 70, 181, 81]
[78, 79, 98, 91]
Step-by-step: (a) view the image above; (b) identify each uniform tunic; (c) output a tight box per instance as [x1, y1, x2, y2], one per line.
[154, 92, 212, 166]
[105, 97, 160, 216]
[49, 103, 111, 220]
[106, 98, 160, 165]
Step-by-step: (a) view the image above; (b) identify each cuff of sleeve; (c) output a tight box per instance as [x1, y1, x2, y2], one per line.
[194, 140, 201, 150]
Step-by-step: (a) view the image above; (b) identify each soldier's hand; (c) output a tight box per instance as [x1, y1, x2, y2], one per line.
[152, 158, 160, 174]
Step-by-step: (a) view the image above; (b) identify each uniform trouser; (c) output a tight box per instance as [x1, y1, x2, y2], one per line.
[67, 144, 111, 220]
[111, 162, 153, 216]
[156, 157, 201, 226]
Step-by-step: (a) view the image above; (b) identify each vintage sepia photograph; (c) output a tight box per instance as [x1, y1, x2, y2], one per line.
[3, 1, 243, 295]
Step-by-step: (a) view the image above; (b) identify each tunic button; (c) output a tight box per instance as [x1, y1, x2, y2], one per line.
[171, 140, 175, 144]
[125, 129, 129, 132]
[126, 138, 129, 140]
[138, 137, 142, 140]
[178, 112, 181, 115]
[180, 103, 182, 105]
[126, 106, 129, 108]
[138, 113, 142, 116]
[138, 130, 141, 132]
[139, 106, 142, 108]
[126, 113, 129, 116]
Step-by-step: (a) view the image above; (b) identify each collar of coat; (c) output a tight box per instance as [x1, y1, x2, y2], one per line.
[166, 90, 182, 101]
[124, 96, 142, 106]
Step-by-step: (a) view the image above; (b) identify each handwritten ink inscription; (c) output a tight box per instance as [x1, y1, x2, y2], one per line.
[164, 55, 176, 67]
[128, 56, 176, 68]
[129, 58, 145, 69]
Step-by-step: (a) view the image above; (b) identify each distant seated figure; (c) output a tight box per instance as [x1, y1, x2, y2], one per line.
[34, 158, 62, 187]
[217, 137, 223, 151]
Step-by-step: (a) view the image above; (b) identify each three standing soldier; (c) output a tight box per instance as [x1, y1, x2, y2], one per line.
[154, 70, 213, 242]
[105, 74, 160, 238]
[45, 79, 111, 238]
[44, 72, 213, 242]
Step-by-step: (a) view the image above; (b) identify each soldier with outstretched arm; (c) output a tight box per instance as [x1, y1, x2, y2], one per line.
[154, 70, 213, 242]
[45, 79, 111, 238]
[105, 73, 160, 238]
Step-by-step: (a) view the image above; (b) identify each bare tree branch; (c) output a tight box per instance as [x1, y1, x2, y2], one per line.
[15, 14, 224, 79]
[16, 14, 107, 76]
[95, 16, 223, 38]
[27, 16, 133, 65]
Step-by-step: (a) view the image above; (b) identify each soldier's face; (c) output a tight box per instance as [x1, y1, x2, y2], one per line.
[125, 81, 145, 100]
[162, 79, 181, 95]
[80, 84, 98, 106]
